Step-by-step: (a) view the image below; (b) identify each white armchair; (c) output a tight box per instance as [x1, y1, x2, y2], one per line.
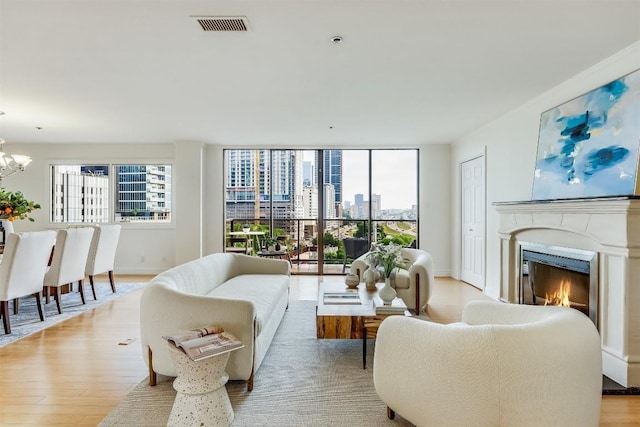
[43, 228, 94, 314]
[373, 301, 602, 427]
[351, 248, 434, 314]
[85, 224, 121, 299]
[0, 231, 56, 333]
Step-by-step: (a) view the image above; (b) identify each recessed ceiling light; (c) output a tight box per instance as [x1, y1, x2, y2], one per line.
[331, 36, 343, 44]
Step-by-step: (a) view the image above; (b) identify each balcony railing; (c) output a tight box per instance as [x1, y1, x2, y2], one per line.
[225, 217, 417, 275]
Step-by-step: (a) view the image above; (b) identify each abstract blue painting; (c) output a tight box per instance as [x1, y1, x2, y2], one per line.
[531, 69, 640, 201]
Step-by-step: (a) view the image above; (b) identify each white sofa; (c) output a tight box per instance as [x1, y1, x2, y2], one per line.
[140, 253, 290, 391]
[351, 248, 434, 314]
[373, 300, 602, 427]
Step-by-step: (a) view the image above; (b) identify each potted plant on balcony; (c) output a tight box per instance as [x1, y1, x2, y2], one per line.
[242, 222, 251, 233]
[264, 236, 277, 252]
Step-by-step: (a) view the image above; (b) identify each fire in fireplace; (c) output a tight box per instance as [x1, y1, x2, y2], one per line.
[519, 242, 598, 326]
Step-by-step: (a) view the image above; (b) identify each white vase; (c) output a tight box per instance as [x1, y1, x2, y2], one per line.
[344, 273, 359, 289]
[363, 265, 378, 292]
[379, 276, 397, 305]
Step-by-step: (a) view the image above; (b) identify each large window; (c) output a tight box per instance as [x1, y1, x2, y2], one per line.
[223, 149, 418, 274]
[50, 164, 172, 223]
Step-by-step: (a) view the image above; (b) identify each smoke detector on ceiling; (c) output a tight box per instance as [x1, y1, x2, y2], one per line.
[194, 16, 250, 32]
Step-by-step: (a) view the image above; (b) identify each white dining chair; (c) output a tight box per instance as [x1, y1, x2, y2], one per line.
[0, 230, 56, 334]
[85, 224, 121, 299]
[43, 227, 94, 314]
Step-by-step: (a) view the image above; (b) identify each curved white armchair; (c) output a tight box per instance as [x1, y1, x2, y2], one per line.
[0, 231, 56, 334]
[373, 301, 602, 427]
[351, 248, 434, 314]
[85, 224, 121, 299]
[44, 228, 94, 314]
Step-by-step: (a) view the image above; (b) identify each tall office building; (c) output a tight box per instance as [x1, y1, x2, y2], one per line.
[315, 150, 342, 214]
[371, 193, 382, 219]
[362, 201, 370, 219]
[323, 183, 336, 219]
[354, 193, 364, 218]
[116, 165, 172, 220]
[51, 165, 109, 223]
[225, 149, 259, 220]
[302, 160, 315, 187]
[225, 150, 303, 229]
[270, 150, 304, 220]
[302, 186, 318, 219]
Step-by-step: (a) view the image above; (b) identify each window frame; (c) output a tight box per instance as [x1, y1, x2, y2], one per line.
[48, 161, 174, 227]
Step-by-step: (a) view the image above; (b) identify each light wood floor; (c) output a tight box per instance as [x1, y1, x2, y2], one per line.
[0, 275, 638, 426]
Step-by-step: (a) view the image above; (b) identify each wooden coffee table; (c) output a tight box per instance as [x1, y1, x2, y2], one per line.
[316, 281, 409, 339]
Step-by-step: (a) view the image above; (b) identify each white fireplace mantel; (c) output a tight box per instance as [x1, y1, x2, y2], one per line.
[495, 197, 640, 387]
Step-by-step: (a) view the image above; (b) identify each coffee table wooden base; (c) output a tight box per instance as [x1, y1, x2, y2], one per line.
[316, 313, 368, 339]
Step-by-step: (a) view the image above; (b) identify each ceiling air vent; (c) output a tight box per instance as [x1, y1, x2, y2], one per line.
[195, 16, 249, 32]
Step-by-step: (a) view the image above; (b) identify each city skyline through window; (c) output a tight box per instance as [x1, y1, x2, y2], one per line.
[224, 149, 418, 274]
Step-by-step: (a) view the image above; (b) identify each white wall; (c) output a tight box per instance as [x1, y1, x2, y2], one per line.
[5, 142, 453, 276]
[418, 144, 452, 276]
[204, 144, 225, 255]
[450, 41, 640, 299]
[174, 142, 204, 265]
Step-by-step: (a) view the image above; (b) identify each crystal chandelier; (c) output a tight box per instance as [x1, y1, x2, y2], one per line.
[0, 138, 32, 183]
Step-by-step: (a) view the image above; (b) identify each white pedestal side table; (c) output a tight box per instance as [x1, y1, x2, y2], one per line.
[167, 342, 236, 426]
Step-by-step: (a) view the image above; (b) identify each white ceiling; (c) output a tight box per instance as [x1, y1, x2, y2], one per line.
[0, 0, 638, 147]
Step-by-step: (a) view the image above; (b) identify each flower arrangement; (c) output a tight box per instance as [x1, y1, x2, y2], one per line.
[0, 188, 41, 222]
[365, 242, 407, 278]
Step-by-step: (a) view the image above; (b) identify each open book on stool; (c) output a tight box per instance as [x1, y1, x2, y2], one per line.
[164, 326, 244, 362]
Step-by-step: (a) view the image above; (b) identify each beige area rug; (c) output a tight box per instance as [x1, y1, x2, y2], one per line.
[99, 300, 414, 426]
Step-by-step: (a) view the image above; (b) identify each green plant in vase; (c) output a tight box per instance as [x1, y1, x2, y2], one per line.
[0, 188, 41, 222]
[365, 243, 408, 304]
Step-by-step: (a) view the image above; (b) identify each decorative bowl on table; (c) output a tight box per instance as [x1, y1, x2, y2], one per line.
[344, 273, 360, 289]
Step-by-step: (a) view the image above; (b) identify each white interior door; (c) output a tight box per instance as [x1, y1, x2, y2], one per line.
[461, 156, 485, 289]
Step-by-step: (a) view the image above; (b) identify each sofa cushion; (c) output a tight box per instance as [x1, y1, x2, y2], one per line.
[208, 274, 289, 336]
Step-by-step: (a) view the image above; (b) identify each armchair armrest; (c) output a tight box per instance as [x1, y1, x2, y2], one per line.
[407, 251, 434, 312]
[350, 256, 369, 279]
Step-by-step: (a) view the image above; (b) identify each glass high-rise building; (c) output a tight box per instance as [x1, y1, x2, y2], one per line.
[116, 165, 171, 220]
[225, 149, 303, 223]
[315, 150, 342, 213]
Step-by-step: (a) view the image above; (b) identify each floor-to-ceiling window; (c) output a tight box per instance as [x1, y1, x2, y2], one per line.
[223, 149, 418, 275]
